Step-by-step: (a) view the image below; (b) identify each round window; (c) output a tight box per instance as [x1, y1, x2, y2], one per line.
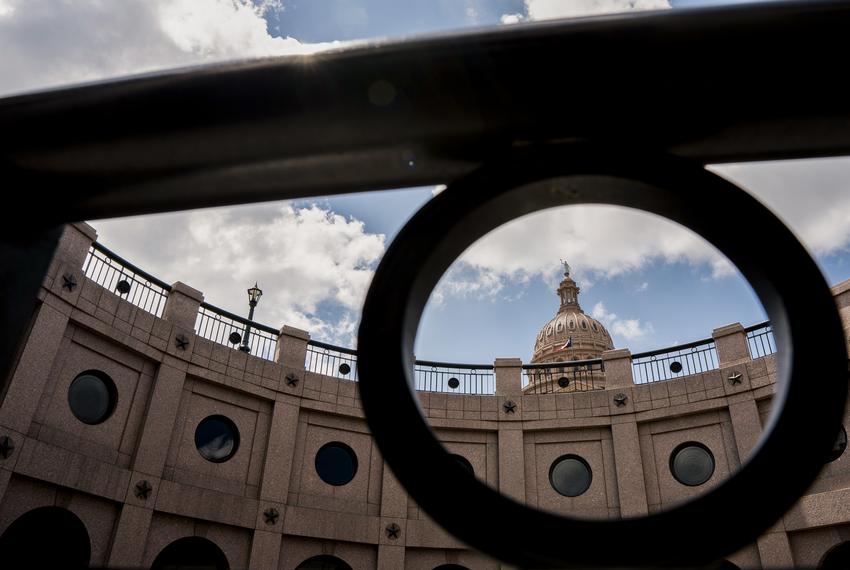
[195, 415, 240, 463]
[827, 426, 847, 463]
[549, 455, 592, 497]
[315, 442, 358, 486]
[67, 370, 117, 425]
[670, 442, 715, 486]
[450, 454, 474, 475]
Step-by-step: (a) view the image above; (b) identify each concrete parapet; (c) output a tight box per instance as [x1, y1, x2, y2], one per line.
[494, 358, 522, 396]
[602, 348, 634, 389]
[275, 325, 310, 368]
[162, 281, 204, 330]
[712, 322, 750, 366]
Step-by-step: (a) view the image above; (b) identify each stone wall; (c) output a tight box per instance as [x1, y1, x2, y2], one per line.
[0, 223, 848, 569]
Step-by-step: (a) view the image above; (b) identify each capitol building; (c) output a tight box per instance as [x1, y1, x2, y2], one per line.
[1, 222, 850, 569]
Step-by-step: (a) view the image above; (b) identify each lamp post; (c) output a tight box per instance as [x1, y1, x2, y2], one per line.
[239, 283, 263, 353]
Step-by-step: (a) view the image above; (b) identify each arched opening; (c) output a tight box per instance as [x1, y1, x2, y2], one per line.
[0, 506, 91, 568]
[295, 554, 354, 570]
[151, 536, 229, 570]
[822, 541, 850, 569]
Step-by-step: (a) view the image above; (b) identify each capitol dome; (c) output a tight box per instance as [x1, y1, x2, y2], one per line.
[531, 262, 615, 364]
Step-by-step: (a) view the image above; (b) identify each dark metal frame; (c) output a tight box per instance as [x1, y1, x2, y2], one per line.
[3, 2, 850, 567]
[356, 147, 848, 567]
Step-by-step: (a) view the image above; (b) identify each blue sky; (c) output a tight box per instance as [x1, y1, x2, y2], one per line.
[2, 0, 848, 364]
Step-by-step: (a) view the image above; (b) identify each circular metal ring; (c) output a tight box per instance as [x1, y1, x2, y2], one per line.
[357, 147, 847, 567]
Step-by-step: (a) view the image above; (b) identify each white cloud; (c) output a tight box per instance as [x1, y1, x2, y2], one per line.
[447, 203, 732, 298]
[500, 13, 524, 25]
[0, 0, 337, 97]
[432, 184, 448, 196]
[591, 302, 653, 341]
[92, 202, 384, 347]
[524, 0, 670, 20]
[430, 156, 850, 304]
[636, 281, 649, 292]
[711, 158, 850, 257]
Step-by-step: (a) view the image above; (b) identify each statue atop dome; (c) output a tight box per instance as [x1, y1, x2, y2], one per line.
[561, 259, 571, 277]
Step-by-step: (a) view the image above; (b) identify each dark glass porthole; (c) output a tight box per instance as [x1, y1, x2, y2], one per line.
[115, 279, 131, 295]
[228, 331, 242, 345]
[670, 442, 715, 486]
[549, 455, 592, 497]
[338, 363, 351, 375]
[315, 442, 358, 486]
[557, 377, 570, 388]
[827, 426, 847, 463]
[195, 415, 239, 463]
[450, 454, 474, 475]
[669, 361, 683, 373]
[447, 377, 460, 389]
[67, 370, 117, 425]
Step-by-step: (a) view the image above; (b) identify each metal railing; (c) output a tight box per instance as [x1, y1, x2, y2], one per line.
[522, 359, 605, 393]
[631, 337, 719, 384]
[195, 303, 279, 361]
[745, 321, 776, 359]
[306, 340, 359, 380]
[79, 241, 771, 392]
[83, 242, 171, 317]
[414, 360, 495, 394]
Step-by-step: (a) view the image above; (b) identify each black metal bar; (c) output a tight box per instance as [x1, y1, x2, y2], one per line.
[746, 322, 776, 359]
[521, 359, 605, 394]
[4, 2, 850, 228]
[630, 338, 719, 384]
[83, 243, 170, 317]
[195, 304, 278, 360]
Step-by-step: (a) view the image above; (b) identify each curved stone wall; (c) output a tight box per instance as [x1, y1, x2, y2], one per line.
[0, 223, 849, 569]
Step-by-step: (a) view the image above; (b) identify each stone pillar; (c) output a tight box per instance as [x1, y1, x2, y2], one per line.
[757, 525, 795, 569]
[259, 400, 300, 503]
[276, 325, 310, 369]
[494, 358, 522, 397]
[712, 323, 750, 366]
[602, 348, 634, 389]
[107, 504, 153, 567]
[248, 530, 282, 570]
[611, 420, 649, 517]
[113, 358, 190, 566]
[55, 223, 98, 268]
[161, 281, 203, 330]
[0, 303, 69, 433]
[377, 459, 407, 569]
[498, 425, 526, 503]
[728, 399, 762, 462]
[377, 545, 405, 569]
[131, 364, 187, 477]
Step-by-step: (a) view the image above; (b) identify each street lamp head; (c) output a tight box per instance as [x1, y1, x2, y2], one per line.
[247, 282, 263, 306]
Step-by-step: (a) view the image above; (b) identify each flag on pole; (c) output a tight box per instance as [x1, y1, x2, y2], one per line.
[560, 336, 572, 350]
